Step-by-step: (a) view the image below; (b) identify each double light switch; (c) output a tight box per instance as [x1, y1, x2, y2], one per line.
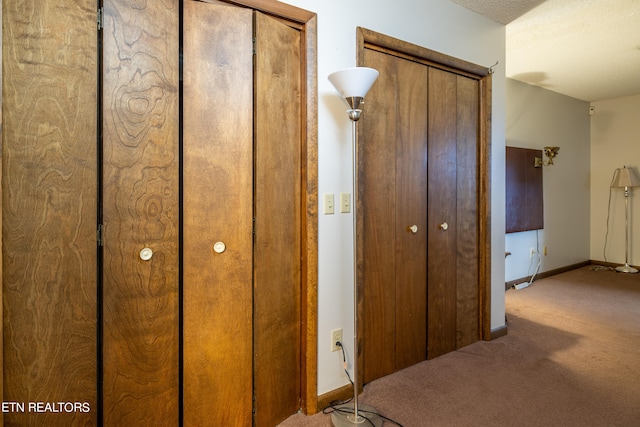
[323, 193, 351, 214]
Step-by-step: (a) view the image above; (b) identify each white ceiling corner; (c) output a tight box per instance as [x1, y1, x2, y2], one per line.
[449, 0, 547, 25]
[450, 0, 640, 102]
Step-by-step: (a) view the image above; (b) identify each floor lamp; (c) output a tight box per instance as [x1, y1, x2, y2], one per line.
[328, 67, 380, 427]
[611, 166, 640, 273]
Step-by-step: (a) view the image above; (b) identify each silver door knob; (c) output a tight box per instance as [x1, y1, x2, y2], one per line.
[213, 241, 226, 254]
[139, 247, 153, 261]
[439, 222, 449, 231]
[409, 225, 418, 234]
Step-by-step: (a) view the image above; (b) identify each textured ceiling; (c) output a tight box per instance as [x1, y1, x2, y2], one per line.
[450, 0, 546, 25]
[450, 0, 640, 102]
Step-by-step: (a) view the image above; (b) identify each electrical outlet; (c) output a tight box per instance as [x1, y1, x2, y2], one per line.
[331, 328, 342, 352]
[530, 247, 535, 258]
[544, 246, 548, 256]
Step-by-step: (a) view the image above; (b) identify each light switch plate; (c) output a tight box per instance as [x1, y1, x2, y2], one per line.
[324, 193, 335, 214]
[340, 192, 351, 213]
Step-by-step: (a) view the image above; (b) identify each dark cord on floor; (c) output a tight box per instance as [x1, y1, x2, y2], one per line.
[321, 342, 405, 427]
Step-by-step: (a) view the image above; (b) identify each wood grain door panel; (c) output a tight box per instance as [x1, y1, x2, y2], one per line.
[427, 67, 458, 359]
[361, 48, 399, 383]
[426, 69, 481, 358]
[3, 0, 315, 424]
[253, 11, 303, 427]
[394, 58, 428, 371]
[455, 75, 480, 348]
[101, 0, 180, 424]
[360, 34, 484, 378]
[182, 2, 254, 425]
[361, 48, 429, 381]
[2, 1, 98, 424]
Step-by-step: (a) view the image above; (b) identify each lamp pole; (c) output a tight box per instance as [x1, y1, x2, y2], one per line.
[350, 113, 360, 423]
[617, 186, 638, 273]
[611, 166, 640, 274]
[328, 68, 382, 427]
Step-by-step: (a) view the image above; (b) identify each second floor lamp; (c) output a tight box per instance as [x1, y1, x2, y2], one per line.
[611, 166, 640, 273]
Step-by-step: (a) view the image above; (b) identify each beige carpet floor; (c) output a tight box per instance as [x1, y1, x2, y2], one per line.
[278, 266, 640, 426]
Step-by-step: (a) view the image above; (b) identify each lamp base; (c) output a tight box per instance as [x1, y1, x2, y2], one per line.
[616, 263, 638, 274]
[330, 403, 383, 427]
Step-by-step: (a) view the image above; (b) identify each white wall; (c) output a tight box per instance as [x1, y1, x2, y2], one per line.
[280, 0, 506, 396]
[505, 79, 591, 283]
[590, 94, 640, 266]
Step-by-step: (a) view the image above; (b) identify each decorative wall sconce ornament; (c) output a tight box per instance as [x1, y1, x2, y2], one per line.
[534, 146, 560, 167]
[544, 146, 559, 164]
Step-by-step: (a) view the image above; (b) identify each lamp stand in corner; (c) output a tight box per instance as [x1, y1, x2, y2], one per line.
[611, 166, 640, 273]
[328, 67, 382, 427]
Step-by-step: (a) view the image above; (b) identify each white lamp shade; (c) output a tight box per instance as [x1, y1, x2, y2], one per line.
[611, 166, 640, 188]
[328, 67, 379, 99]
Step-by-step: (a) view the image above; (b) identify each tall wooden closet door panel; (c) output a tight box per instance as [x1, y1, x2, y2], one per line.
[102, 0, 180, 424]
[361, 48, 428, 382]
[427, 67, 458, 359]
[3, 1, 97, 425]
[358, 29, 486, 370]
[394, 59, 428, 371]
[254, 12, 302, 427]
[455, 75, 480, 348]
[361, 48, 398, 383]
[182, 2, 254, 425]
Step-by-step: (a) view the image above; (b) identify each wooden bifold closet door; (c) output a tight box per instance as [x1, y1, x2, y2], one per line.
[2, 1, 99, 425]
[182, 2, 302, 426]
[426, 67, 480, 359]
[253, 10, 303, 427]
[182, 2, 254, 424]
[3, 0, 314, 425]
[360, 48, 429, 382]
[360, 34, 484, 384]
[103, 0, 304, 425]
[101, 0, 181, 424]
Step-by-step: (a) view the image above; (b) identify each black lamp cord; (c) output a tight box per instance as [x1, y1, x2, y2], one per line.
[321, 341, 404, 427]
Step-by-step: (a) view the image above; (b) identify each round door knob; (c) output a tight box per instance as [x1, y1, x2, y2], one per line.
[139, 247, 153, 261]
[439, 222, 449, 231]
[409, 225, 418, 234]
[213, 241, 226, 254]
